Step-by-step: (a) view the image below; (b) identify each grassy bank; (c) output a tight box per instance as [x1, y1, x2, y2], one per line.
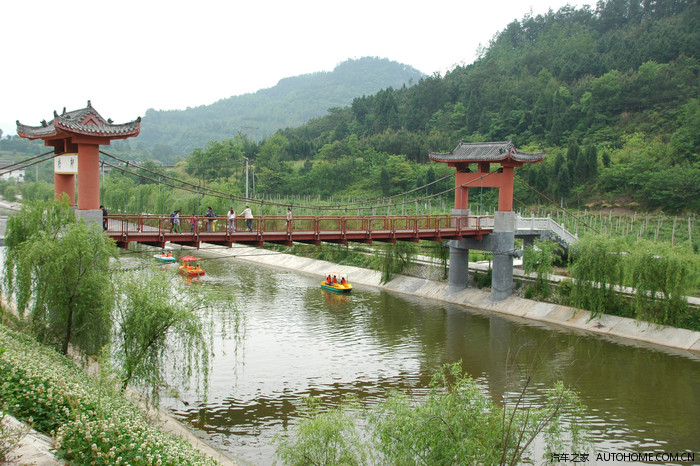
[0, 325, 220, 465]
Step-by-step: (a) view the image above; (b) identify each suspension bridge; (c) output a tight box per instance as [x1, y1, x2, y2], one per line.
[11, 102, 583, 301]
[104, 213, 495, 249]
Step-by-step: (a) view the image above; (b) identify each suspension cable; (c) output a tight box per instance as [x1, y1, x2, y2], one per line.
[0, 150, 56, 177]
[100, 149, 460, 212]
[514, 174, 598, 233]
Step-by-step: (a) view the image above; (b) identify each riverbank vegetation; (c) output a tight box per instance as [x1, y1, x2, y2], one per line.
[523, 235, 700, 330]
[0, 198, 237, 463]
[0, 325, 219, 465]
[275, 361, 588, 465]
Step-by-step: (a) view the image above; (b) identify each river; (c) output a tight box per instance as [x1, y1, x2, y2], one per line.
[122, 248, 700, 465]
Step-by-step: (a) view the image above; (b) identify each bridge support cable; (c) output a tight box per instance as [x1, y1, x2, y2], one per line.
[99, 150, 463, 214]
[99, 149, 498, 218]
[0, 150, 57, 177]
[514, 174, 598, 234]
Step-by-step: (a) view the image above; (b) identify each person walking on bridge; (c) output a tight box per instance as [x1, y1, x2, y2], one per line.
[100, 205, 108, 231]
[242, 205, 253, 231]
[227, 207, 236, 233]
[205, 207, 216, 232]
[173, 210, 182, 233]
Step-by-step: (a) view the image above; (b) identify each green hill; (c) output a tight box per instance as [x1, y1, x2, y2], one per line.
[125, 57, 424, 159]
[244, 0, 698, 213]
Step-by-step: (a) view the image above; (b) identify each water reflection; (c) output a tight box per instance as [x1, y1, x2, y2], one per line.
[135, 252, 700, 464]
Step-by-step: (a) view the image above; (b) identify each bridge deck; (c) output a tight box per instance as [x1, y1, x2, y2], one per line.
[105, 214, 494, 249]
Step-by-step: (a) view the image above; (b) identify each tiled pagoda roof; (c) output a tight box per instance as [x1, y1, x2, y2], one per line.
[16, 100, 141, 140]
[429, 140, 544, 164]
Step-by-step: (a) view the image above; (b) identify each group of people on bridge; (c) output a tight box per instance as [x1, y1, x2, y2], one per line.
[162, 205, 291, 234]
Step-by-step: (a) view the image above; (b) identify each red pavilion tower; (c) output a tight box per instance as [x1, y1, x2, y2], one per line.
[16, 101, 140, 214]
[429, 140, 545, 212]
[429, 141, 545, 300]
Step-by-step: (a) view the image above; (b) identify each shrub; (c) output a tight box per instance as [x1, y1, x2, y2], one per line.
[0, 326, 219, 465]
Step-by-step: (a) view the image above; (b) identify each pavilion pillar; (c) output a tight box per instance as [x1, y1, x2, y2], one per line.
[448, 208, 470, 291]
[77, 143, 100, 211]
[497, 165, 515, 211]
[489, 211, 516, 302]
[54, 173, 75, 206]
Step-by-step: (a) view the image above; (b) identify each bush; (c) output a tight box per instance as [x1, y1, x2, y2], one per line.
[0, 326, 219, 465]
[275, 397, 368, 465]
[474, 268, 492, 289]
[276, 362, 589, 465]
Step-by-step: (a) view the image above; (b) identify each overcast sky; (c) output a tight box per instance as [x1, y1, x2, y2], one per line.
[1, 0, 587, 137]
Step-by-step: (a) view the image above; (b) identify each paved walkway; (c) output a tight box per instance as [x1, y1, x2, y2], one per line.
[2, 414, 63, 465]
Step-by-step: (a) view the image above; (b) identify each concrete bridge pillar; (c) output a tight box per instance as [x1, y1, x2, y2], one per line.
[489, 211, 516, 302]
[448, 209, 470, 291]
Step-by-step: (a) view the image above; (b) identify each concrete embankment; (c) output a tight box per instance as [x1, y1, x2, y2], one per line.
[198, 243, 700, 356]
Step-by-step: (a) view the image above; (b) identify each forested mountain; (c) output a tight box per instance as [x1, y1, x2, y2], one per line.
[121, 57, 424, 159]
[183, 0, 695, 213]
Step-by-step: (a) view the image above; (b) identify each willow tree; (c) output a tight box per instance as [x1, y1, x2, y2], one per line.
[523, 239, 563, 300]
[568, 234, 625, 318]
[3, 198, 117, 356]
[112, 268, 235, 403]
[626, 239, 696, 326]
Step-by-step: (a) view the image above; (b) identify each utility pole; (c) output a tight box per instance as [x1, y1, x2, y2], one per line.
[245, 157, 249, 199]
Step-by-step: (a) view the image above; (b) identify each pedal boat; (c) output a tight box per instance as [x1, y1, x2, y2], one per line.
[178, 255, 205, 277]
[154, 252, 176, 263]
[321, 273, 352, 294]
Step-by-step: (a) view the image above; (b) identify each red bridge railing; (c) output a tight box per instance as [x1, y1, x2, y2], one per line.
[104, 214, 494, 249]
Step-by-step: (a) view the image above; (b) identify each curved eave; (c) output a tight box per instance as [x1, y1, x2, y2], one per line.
[16, 122, 58, 139]
[54, 120, 141, 138]
[429, 152, 545, 164]
[429, 141, 545, 164]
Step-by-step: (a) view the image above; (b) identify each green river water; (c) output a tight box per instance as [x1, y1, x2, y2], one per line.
[124, 247, 700, 465]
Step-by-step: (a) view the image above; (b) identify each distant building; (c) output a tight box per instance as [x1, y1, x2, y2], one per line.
[0, 164, 25, 182]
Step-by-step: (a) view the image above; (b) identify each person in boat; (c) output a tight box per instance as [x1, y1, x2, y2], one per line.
[341, 277, 346, 285]
[326, 275, 332, 284]
[332, 275, 338, 284]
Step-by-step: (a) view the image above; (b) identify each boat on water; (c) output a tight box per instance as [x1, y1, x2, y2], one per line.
[178, 255, 205, 277]
[154, 250, 176, 263]
[321, 272, 352, 294]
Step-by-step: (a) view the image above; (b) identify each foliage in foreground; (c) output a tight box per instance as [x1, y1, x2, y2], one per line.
[275, 396, 369, 466]
[0, 325, 219, 465]
[113, 268, 224, 402]
[2, 198, 117, 356]
[275, 362, 588, 465]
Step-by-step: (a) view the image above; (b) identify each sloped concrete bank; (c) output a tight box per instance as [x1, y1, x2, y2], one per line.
[199, 243, 700, 356]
